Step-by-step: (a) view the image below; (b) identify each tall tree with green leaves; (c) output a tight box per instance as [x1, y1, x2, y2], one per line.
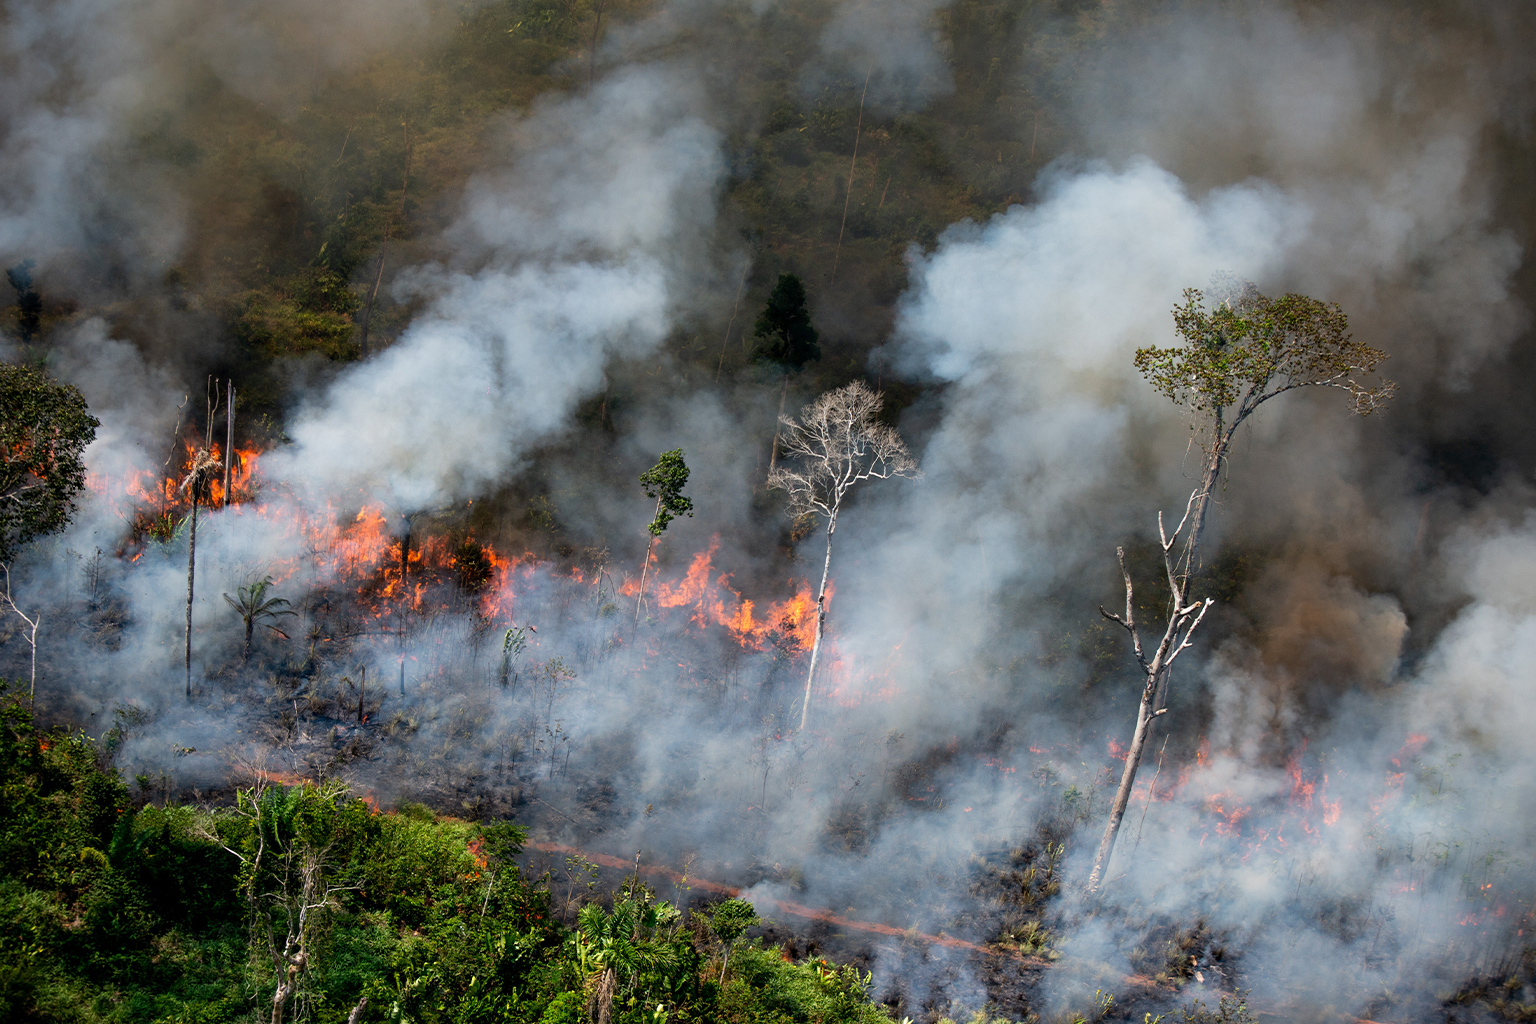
[754, 273, 821, 370]
[0, 362, 98, 696]
[200, 779, 364, 1024]
[0, 363, 98, 564]
[6, 261, 41, 343]
[1087, 279, 1394, 894]
[634, 449, 694, 629]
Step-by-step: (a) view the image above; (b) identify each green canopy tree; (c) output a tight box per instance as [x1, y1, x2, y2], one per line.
[575, 898, 685, 1024]
[0, 362, 98, 695]
[633, 449, 694, 629]
[6, 261, 41, 343]
[1087, 280, 1394, 894]
[0, 363, 99, 564]
[706, 897, 759, 982]
[753, 273, 821, 370]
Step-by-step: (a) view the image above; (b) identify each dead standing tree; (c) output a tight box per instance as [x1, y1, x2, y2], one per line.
[769, 381, 917, 733]
[180, 445, 220, 703]
[1086, 279, 1395, 894]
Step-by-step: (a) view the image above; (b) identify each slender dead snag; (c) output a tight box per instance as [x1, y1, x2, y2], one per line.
[224, 380, 235, 501]
[716, 262, 750, 383]
[768, 382, 917, 732]
[357, 123, 413, 358]
[587, 0, 607, 89]
[767, 378, 789, 478]
[1, 563, 39, 697]
[829, 68, 872, 286]
[357, 254, 385, 358]
[1087, 492, 1213, 894]
[181, 444, 220, 703]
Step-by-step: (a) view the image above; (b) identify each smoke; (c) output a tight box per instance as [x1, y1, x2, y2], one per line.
[817, 0, 954, 110]
[4, 0, 1536, 1019]
[0, 0, 447, 289]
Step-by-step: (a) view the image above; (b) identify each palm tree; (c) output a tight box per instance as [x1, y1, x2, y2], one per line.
[223, 576, 296, 664]
[575, 899, 683, 1024]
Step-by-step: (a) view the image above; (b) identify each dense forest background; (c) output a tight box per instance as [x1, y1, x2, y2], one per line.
[3, 0, 1536, 1021]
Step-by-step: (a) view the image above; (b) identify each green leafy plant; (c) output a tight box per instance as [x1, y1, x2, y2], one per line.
[633, 449, 694, 628]
[222, 575, 297, 664]
[754, 273, 821, 370]
[0, 362, 98, 564]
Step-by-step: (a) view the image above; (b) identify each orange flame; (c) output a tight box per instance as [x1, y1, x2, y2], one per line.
[631, 537, 822, 653]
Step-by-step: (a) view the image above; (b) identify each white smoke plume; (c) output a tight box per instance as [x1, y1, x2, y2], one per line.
[3, 0, 1536, 1020]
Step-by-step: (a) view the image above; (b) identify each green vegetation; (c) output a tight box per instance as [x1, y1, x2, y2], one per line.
[0, 687, 898, 1023]
[754, 275, 821, 370]
[0, 363, 99, 564]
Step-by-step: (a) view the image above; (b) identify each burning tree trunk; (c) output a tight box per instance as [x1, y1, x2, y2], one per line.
[768, 382, 916, 733]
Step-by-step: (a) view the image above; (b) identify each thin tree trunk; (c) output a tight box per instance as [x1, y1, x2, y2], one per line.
[224, 380, 235, 501]
[244, 615, 254, 664]
[0, 564, 38, 698]
[829, 68, 872, 286]
[357, 253, 385, 358]
[768, 379, 789, 477]
[1086, 673, 1157, 892]
[716, 263, 749, 383]
[399, 524, 410, 697]
[358, 665, 365, 724]
[1179, 408, 1231, 583]
[185, 497, 198, 702]
[634, 496, 662, 629]
[1088, 520, 1212, 894]
[798, 516, 836, 732]
[26, 611, 36, 698]
[587, 0, 606, 89]
[357, 125, 411, 358]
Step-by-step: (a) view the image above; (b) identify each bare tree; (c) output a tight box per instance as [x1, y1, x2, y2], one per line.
[1086, 280, 1394, 893]
[1, 563, 39, 697]
[181, 445, 220, 702]
[1086, 496, 1212, 894]
[769, 381, 917, 732]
